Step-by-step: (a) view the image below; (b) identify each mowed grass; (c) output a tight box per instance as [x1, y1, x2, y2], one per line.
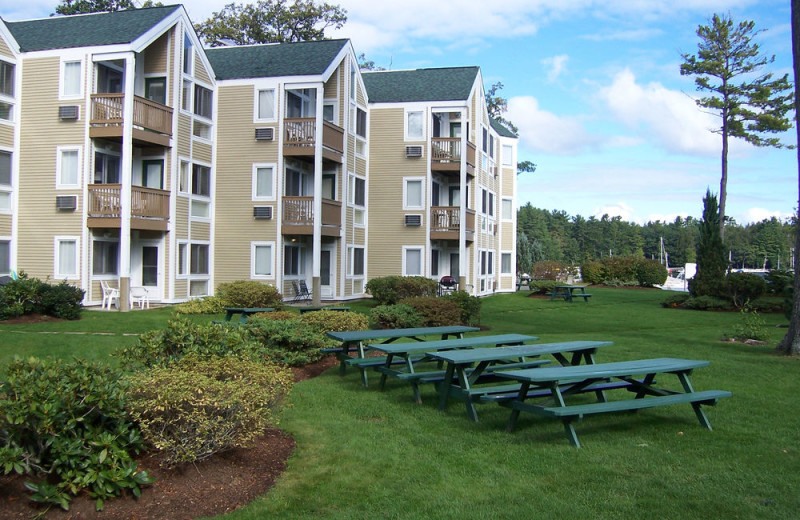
[2, 289, 799, 519]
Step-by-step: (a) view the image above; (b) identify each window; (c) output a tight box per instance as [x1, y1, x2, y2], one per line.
[252, 242, 274, 278]
[0, 151, 10, 212]
[190, 243, 209, 274]
[487, 251, 494, 275]
[256, 89, 276, 120]
[349, 247, 364, 276]
[194, 85, 213, 119]
[192, 164, 210, 196]
[94, 151, 119, 184]
[356, 108, 367, 138]
[406, 110, 423, 140]
[145, 77, 166, 105]
[350, 64, 357, 100]
[349, 174, 365, 206]
[284, 245, 304, 276]
[190, 280, 208, 297]
[502, 144, 513, 166]
[489, 134, 495, 158]
[179, 161, 189, 193]
[55, 237, 78, 279]
[181, 79, 192, 111]
[0, 239, 9, 275]
[323, 101, 336, 123]
[501, 198, 513, 220]
[183, 33, 193, 75]
[403, 247, 423, 276]
[403, 178, 423, 209]
[431, 249, 439, 277]
[322, 173, 336, 200]
[488, 192, 495, 218]
[92, 240, 118, 275]
[57, 147, 80, 188]
[0, 60, 14, 121]
[501, 253, 512, 274]
[252, 164, 275, 200]
[177, 242, 187, 276]
[141, 160, 163, 189]
[480, 250, 487, 275]
[481, 188, 487, 214]
[482, 126, 488, 153]
[61, 60, 82, 98]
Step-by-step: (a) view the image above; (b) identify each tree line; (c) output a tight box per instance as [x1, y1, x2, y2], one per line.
[516, 203, 795, 273]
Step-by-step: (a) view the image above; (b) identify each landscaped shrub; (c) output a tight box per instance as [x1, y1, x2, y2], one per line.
[216, 280, 283, 309]
[370, 304, 422, 329]
[300, 310, 369, 333]
[580, 261, 604, 285]
[442, 290, 482, 325]
[127, 356, 293, 467]
[765, 269, 794, 296]
[635, 259, 668, 287]
[525, 280, 559, 295]
[173, 296, 225, 315]
[682, 295, 731, 311]
[252, 310, 300, 322]
[401, 297, 462, 327]
[0, 357, 152, 511]
[726, 304, 769, 342]
[119, 318, 256, 369]
[244, 317, 336, 366]
[0, 273, 84, 320]
[365, 276, 438, 305]
[662, 293, 691, 308]
[531, 260, 566, 280]
[601, 256, 639, 284]
[726, 272, 767, 308]
[39, 281, 85, 319]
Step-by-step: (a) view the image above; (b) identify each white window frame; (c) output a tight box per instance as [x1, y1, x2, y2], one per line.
[252, 163, 277, 201]
[178, 159, 190, 194]
[181, 78, 192, 113]
[403, 177, 425, 210]
[189, 161, 212, 221]
[60, 59, 83, 100]
[176, 241, 188, 278]
[323, 98, 337, 123]
[402, 246, 424, 277]
[348, 172, 366, 208]
[54, 236, 79, 280]
[91, 237, 119, 278]
[502, 144, 513, 166]
[0, 237, 10, 276]
[251, 241, 275, 279]
[254, 87, 277, 122]
[56, 146, 81, 189]
[188, 241, 211, 293]
[0, 58, 16, 123]
[0, 148, 12, 213]
[501, 251, 513, 275]
[501, 197, 513, 221]
[405, 109, 425, 141]
[348, 245, 365, 278]
[183, 32, 194, 76]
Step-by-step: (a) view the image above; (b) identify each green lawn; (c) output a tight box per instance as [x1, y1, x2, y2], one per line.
[2, 289, 799, 519]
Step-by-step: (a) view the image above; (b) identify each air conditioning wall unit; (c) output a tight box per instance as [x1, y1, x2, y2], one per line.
[405, 145, 423, 158]
[59, 105, 79, 120]
[255, 128, 274, 141]
[404, 214, 422, 226]
[56, 195, 77, 211]
[253, 206, 273, 219]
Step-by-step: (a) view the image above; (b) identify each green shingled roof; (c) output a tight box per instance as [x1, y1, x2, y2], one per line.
[491, 118, 518, 138]
[206, 39, 349, 80]
[5, 5, 181, 52]
[362, 67, 479, 103]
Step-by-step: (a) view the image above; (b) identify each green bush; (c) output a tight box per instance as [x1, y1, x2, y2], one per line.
[526, 280, 559, 295]
[442, 290, 482, 325]
[683, 295, 731, 311]
[662, 293, 691, 308]
[39, 281, 85, 319]
[119, 318, 257, 369]
[216, 280, 283, 309]
[253, 310, 300, 322]
[127, 356, 293, 467]
[726, 304, 769, 342]
[244, 317, 336, 366]
[765, 269, 794, 296]
[601, 256, 639, 283]
[300, 310, 369, 333]
[531, 261, 566, 280]
[370, 304, 422, 329]
[0, 273, 84, 320]
[401, 297, 462, 327]
[635, 259, 668, 287]
[365, 276, 438, 305]
[726, 272, 767, 308]
[173, 296, 225, 315]
[580, 261, 604, 284]
[0, 357, 152, 511]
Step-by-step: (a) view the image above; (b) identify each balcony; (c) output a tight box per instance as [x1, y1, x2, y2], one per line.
[89, 94, 173, 147]
[283, 118, 344, 163]
[431, 138, 476, 176]
[282, 197, 342, 237]
[430, 206, 475, 242]
[87, 184, 170, 231]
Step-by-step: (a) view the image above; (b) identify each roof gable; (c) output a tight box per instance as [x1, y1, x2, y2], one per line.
[491, 118, 517, 138]
[206, 39, 349, 80]
[5, 5, 181, 52]
[363, 67, 479, 103]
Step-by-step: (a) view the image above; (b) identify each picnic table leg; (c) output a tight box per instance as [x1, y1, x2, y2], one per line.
[378, 353, 394, 391]
[677, 371, 714, 430]
[455, 366, 480, 422]
[562, 419, 582, 448]
[437, 363, 457, 411]
[505, 382, 531, 432]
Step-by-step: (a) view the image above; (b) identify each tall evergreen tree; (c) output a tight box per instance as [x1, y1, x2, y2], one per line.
[691, 191, 728, 297]
[681, 14, 794, 239]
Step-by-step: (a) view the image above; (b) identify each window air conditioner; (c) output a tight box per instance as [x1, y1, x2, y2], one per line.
[253, 206, 273, 219]
[56, 195, 77, 211]
[255, 128, 274, 141]
[405, 145, 423, 158]
[59, 105, 79, 120]
[404, 214, 422, 226]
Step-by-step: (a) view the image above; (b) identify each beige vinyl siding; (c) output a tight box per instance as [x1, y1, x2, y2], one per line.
[177, 114, 191, 156]
[0, 216, 11, 235]
[17, 57, 86, 280]
[174, 278, 187, 299]
[175, 197, 189, 236]
[0, 126, 12, 148]
[194, 54, 210, 85]
[213, 84, 279, 284]
[191, 221, 210, 241]
[143, 32, 169, 75]
[0, 35, 12, 58]
[323, 66, 338, 99]
[192, 140, 212, 164]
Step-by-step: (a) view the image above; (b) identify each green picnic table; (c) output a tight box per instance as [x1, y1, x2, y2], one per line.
[550, 285, 592, 302]
[429, 340, 613, 422]
[217, 307, 274, 324]
[498, 357, 732, 448]
[298, 306, 351, 314]
[326, 326, 480, 387]
[369, 334, 539, 404]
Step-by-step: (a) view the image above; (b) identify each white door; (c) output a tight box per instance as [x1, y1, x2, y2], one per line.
[320, 248, 335, 299]
[131, 240, 163, 301]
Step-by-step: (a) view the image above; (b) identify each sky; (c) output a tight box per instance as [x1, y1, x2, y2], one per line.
[6, 0, 798, 225]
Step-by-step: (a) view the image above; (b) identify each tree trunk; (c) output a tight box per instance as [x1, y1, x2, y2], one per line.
[777, 0, 800, 355]
[719, 107, 729, 241]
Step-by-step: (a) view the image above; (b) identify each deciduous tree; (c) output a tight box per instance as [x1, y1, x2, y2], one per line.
[681, 14, 794, 239]
[54, 0, 133, 15]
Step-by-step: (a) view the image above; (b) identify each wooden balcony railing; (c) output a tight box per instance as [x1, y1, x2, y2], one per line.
[90, 93, 173, 136]
[431, 138, 476, 172]
[431, 206, 476, 241]
[284, 118, 345, 162]
[284, 118, 316, 148]
[282, 197, 341, 228]
[88, 184, 170, 220]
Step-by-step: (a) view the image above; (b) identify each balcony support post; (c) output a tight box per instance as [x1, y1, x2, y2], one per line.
[311, 84, 324, 305]
[118, 52, 136, 311]
[458, 108, 469, 294]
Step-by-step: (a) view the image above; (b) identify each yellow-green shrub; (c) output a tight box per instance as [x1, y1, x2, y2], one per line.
[252, 310, 299, 321]
[299, 310, 368, 333]
[216, 280, 283, 309]
[173, 296, 225, 315]
[126, 356, 293, 467]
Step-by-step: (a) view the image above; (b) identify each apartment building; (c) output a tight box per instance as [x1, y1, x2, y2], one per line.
[0, 5, 517, 307]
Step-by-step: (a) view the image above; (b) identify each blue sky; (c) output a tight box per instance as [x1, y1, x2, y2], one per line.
[9, 0, 798, 225]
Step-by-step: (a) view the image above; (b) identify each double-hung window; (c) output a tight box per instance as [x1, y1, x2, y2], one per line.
[284, 245, 304, 276]
[190, 164, 211, 218]
[256, 88, 276, 121]
[94, 151, 120, 184]
[252, 242, 274, 278]
[403, 178, 424, 210]
[501, 253, 512, 275]
[0, 60, 14, 121]
[501, 198, 513, 220]
[194, 85, 213, 119]
[57, 147, 81, 188]
[0, 239, 9, 275]
[92, 240, 119, 276]
[252, 164, 275, 200]
[349, 246, 364, 277]
[0, 150, 11, 212]
[55, 237, 79, 279]
[406, 110, 424, 140]
[61, 60, 82, 99]
[190, 243, 209, 274]
[403, 247, 423, 276]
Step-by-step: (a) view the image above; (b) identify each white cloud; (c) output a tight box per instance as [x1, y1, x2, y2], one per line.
[581, 28, 663, 42]
[542, 54, 568, 82]
[593, 202, 635, 221]
[507, 96, 599, 155]
[741, 207, 794, 224]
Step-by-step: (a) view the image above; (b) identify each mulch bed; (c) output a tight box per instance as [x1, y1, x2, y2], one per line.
[0, 356, 340, 520]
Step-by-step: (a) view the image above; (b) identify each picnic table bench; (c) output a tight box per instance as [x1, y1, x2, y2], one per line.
[325, 326, 480, 387]
[497, 357, 731, 448]
[369, 334, 540, 404]
[429, 340, 613, 422]
[214, 307, 274, 325]
[298, 306, 350, 314]
[549, 285, 592, 302]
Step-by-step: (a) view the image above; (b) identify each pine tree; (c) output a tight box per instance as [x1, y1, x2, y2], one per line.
[690, 191, 727, 298]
